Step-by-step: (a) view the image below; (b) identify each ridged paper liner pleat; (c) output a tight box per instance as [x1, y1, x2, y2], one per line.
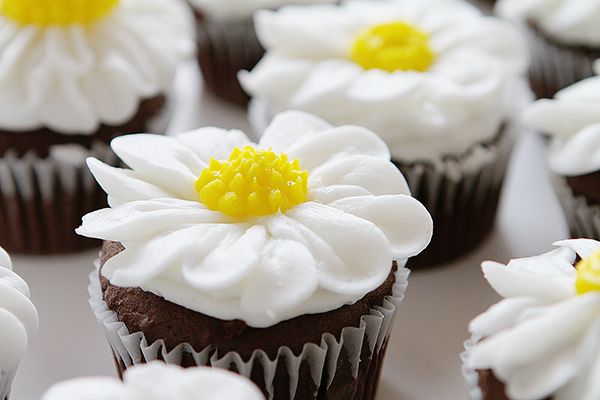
[461, 336, 483, 400]
[88, 261, 409, 400]
[526, 24, 599, 99]
[552, 174, 600, 241]
[0, 144, 117, 254]
[395, 125, 514, 268]
[0, 369, 16, 400]
[196, 14, 264, 106]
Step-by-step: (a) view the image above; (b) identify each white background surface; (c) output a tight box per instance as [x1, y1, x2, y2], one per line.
[10, 61, 568, 399]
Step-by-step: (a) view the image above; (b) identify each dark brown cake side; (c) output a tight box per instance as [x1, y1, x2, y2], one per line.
[477, 369, 552, 400]
[566, 170, 600, 206]
[100, 241, 398, 400]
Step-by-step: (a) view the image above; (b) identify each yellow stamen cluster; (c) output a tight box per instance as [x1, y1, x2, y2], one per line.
[0, 0, 120, 27]
[351, 21, 435, 73]
[195, 146, 309, 218]
[576, 249, 600, 295]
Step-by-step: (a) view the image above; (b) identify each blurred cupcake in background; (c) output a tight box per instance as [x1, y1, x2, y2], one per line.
[79, 111, 433, 399]
[42, 362, 265, 400]
[187, 0, 336, 106]
[463, 239, 600, 400]
[240, 0, 530, 267]
[523, 61, 600, 241]
[496, 0, 600, 98]
[0, 247, 38, 400]
[0, 0, 194, 253]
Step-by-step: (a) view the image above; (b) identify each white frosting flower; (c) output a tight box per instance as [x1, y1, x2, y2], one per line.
[239, 0, 530, 162]
[77, 111, 433, 328]
[42, 362, 265, 400]
[0, 0, 195, 134]
[0, 247, 38, 372]
[496, 0, 600, 47]
[468, 239, 600, 400]
[523, 60, 600, 176]
[188, 0, 336, 20]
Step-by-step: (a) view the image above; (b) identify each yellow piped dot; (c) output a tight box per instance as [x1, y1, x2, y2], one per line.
[195, 146, 309, 218]
[1, 0, 120, 27]
[351, 21, 435, 73]
[576, 250, 600, 295]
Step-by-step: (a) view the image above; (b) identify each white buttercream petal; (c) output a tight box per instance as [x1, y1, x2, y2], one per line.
[182, 225, 267, 294]
[111, 134, 204, 201]
[0, 309, 28, 371]
[523, 99, 600, 139]
[346, 69, 424, 102]
[309, 185, 371, 204]
[240, 239, 318, 325]
[77, 198, 226, 242]
[469, 297, 544, 338]
[309, 155, 410, 195]
[329, 195, 432, 259]
[554, 239, 600, 260]
[176, 128, 252, 164]
[287, 202, 392, 295]
[0, 283, 38, 342]
[287, 126, 390, 171]
[548, 124, 600, 176]
[259, 110, 332, 152]
[86, 158, 173, 208]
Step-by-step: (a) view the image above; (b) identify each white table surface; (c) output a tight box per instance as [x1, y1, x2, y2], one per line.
[10, 61, 568, 400]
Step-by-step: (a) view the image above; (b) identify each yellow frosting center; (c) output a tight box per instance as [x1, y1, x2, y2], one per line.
[576, 249, 600, 295]
[0, 0, 120, 26]
[195, 146, 309, 218]
[351, 21, 435, 73]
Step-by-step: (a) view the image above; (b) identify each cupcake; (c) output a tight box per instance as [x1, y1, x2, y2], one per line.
[495, 0, 600, 98]
[464, 239, 600, 400]
[78, 111, 433, 399]
[42, 362, 265, 400]
[239, 0, 530, 267]
[0, 247, 39, 399]
[0, 0, 194, 253]
[522, 61, 600, 240]
[188, 0, 336, 106]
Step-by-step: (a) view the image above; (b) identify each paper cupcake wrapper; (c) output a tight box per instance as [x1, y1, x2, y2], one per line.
[0, 369, 16, 400]
[394, 125, 515, 268]
[88, 260, 409, 400]
[461, 336, 483, 400]
[0, 143, 117, 254]
[196, 13, 264, 106]
[526, 24, 599, 99]
[552, 174, 600, 240]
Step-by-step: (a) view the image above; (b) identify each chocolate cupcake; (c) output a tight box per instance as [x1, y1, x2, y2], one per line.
[43, 362, 265, 400]
[463, 239, 600, 400]
[495, 0, 600, 98]
[0, 247, 38, 400]
[79, 111, 433, 399]
[240, 0, 531, 267]
[0, 0, 194, 254]
[522, 61, 600, 240]
[187, 0, 336, 106]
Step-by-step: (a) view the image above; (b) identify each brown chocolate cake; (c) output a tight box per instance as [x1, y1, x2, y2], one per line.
[566, 170, 600, 206]
[477, 370, 552, 400]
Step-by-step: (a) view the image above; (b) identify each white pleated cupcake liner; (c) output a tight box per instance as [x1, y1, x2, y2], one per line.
[552, 174, 600, 241]
[88, 260, 410, 400]
[0, 369, 16, 400]
[526, 24, 599, 99]
[461, 336, 483, 400]
[0, 143, 118, 253]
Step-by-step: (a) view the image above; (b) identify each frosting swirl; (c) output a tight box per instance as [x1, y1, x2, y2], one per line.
[496, 0, 600, 48]
[468, 239, 600, 400]
[0, 0, 195, 134]
[187, 0, 336, 19]
[42, 362, 265, 400]
[0, 247, 38, 372]
[523, 60, 600, 176]
[77, 111, 433, 328]
[239, 0, 530, 162]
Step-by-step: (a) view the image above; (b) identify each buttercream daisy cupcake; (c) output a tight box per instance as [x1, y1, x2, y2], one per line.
[79, 111, 433, 399]
[463, 239, 600, 400]
[522, 61, 600, 240]
[0, 0, 194, 253]
[43, 362, 265, 400]
[0, 247, 39, 400]
[188, 0, 336, 106]
[240, 0, 530, 267]
[496, 0, 600, 98]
